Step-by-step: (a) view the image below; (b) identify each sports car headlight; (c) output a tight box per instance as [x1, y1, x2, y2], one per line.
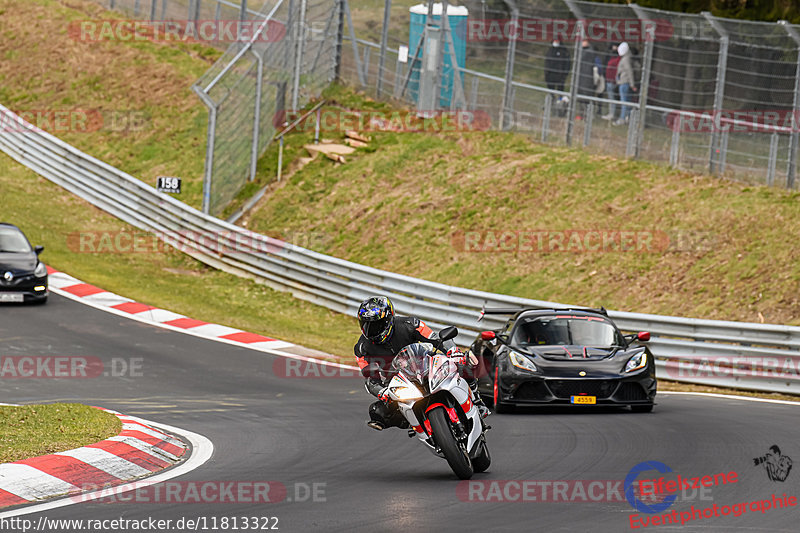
[624, 351, 648, 373]
[390, 383, 423, 401]
[509, 351, 538, 372]
[34, 262, 47, 278]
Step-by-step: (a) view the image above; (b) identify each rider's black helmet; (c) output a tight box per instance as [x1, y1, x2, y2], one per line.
[358, 296, 395, 344]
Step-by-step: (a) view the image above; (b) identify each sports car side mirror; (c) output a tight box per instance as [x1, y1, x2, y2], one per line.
[439, 326, 458, 342]
[637, 332, 650, 342]
[481, 331, 495, 341]
[34, 245, 44, 255]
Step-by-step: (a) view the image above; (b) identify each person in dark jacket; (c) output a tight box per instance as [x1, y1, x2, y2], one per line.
[354, 296, 489, 430]
[577, 39, 598, 118]
[544, 38, 570, 93]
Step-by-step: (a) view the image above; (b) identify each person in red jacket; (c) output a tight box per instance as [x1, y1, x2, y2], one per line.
[354, 296, 489, 430]
[602, 44, 620, 121]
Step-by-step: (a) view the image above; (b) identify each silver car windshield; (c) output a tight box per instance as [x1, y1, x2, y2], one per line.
[0, 228, 32, 253]
[512, 316, 621, 347]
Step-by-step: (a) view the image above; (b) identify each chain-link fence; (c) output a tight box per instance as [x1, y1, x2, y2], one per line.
[97, 0, 800, 212]
[100, 0, 340, 215]
[340, 0, 800, 189]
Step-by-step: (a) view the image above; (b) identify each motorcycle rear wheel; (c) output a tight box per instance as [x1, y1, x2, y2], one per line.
[428, 407, 474, 480]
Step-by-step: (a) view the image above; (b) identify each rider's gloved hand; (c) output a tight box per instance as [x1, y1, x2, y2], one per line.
[446, 346, 466, 365]
[378, 387, 390, 403]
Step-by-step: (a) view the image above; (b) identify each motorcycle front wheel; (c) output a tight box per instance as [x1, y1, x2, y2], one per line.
[428, 407, 474, 480]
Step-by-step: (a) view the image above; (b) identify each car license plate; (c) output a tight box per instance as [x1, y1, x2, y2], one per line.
[0, 293, 24, 303]
[571, 395, 596, 404]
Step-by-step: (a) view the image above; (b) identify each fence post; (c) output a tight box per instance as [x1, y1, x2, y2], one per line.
[334, 0, 344, 82]
[134, 0, 141, 16]
[150, 0, 157, 21]
[376, 0, 392, 98]
[343, 0, 366, 86]
[669, 114, 681, 167]
[583, 102, 593, 147]
[719, 129, 729, 174]
[291, 0, 308, 111]
[626, 109, 639, 158]
[703, 12, 729, 176]
[277, 135, 284, 182]
[194, 87, 217, 215]
[470, 77, 478, 111]
[240, 0, 248, 24]
[631, 4, 655, 159]
[563, 0, 585, 146]
[542, 93, 552, 142]
[767, 132, 779, 186]
[781, 21, 800, 189]
[250, 50, 264, 182]
[499, 1, 518, 130]
[363, 47, 371, 85]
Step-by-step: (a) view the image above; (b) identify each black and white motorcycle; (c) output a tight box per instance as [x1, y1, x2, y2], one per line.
[383, 326, 491, 480]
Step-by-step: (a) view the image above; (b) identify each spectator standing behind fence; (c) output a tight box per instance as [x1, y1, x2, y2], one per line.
[614, 42, 637, 126]
[544, 38, 570, 93]
[577, 39, 597, 119]
[602, 44, 619, 121]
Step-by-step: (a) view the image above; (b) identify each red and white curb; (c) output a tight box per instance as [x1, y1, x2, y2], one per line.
[47, 267, 294, 351]
[0, 408, 186, 509]
[45, 266, 359, 372]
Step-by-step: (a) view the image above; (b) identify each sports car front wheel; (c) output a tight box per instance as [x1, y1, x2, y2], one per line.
[493, 364, 514, 414]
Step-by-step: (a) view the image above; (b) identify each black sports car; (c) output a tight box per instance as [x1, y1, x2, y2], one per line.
[0, 223, 48, 304]
[470, 308, 655, 413]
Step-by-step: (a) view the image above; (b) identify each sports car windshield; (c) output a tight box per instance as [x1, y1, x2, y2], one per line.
[392, 342, 434, 379]
[511, 316, 622, 348]
[0, 228, 31, 253]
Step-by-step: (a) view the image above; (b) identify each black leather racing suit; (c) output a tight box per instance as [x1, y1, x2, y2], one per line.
[354, 316, 474, 428]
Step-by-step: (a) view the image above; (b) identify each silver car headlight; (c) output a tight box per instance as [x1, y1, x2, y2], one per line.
[34, 262, 47, 278]
[509, 351, 538, 372]
[624, 351, 648, 373]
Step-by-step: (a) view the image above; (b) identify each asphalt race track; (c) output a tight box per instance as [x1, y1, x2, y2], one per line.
[1, 293, 798, 532]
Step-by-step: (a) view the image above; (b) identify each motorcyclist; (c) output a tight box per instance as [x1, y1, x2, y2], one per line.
[354, 296, 490, 431]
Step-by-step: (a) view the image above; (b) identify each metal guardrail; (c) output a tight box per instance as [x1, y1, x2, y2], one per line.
[1, 104, 799, 395]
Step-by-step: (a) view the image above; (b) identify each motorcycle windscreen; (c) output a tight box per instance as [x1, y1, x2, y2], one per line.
[392, 342, 434, 379]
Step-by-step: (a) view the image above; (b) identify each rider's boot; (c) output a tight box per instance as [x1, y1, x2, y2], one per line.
[468, 379, 491, 418]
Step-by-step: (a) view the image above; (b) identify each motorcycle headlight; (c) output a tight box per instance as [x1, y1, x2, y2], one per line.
[624, 351, 648, 373]
[34, 262, 47, 278]
[509, 351, 538, 372]
[390, 383, 423, 401]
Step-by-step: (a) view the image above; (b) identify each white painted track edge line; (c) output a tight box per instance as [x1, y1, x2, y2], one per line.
[660, 390, 800, 405]
[49, 285, 359, 371]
